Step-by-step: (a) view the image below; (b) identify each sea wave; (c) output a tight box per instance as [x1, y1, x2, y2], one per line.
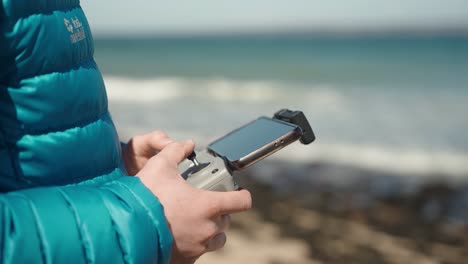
[105, 75, 468, 180]
[103, 75, 343, 105]
[271, 142, 468, 181]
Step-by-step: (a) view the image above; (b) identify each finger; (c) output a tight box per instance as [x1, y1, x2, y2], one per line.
[214, 214, 231, 232]
[147, 130, 174, 152]
[209, 189, 252, 215]
[157, 140, 196, 166]
[134, 131, 173, 155]
[206, 232, 227, 252]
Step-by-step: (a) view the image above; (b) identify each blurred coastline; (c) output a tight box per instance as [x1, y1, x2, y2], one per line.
[95, 32, 468, 263]
[202, 160, 468, 264]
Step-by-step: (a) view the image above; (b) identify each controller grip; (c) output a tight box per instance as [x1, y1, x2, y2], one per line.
[178, 150, 239, 191]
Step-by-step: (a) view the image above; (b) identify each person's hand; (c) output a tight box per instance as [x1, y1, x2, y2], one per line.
[137, 140, 252, 264]
[122, 131, 174, 175]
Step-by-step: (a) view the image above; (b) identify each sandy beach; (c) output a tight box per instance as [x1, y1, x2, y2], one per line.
[199, 161, 468, 264]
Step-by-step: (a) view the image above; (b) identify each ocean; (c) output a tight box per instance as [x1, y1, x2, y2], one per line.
[93, 33, 468, 180]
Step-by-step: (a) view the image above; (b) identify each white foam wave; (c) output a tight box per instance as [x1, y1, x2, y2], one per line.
[105, 75, 468, 181]
[272, 142, 468, 181]
[103, 76, 342, 105]
[104, 77, 184, 102]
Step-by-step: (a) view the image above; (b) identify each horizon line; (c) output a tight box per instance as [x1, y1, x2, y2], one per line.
[92, 26, 468, 38]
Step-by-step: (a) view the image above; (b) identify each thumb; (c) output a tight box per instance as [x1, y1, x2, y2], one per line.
[133, 131, 173, 155]
[157, 140, 195, 166]
[209, 189, 252, 215]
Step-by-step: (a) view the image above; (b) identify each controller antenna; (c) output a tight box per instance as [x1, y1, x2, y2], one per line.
[187, 151, 200, 167]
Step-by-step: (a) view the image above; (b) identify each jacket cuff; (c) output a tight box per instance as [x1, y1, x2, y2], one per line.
[115, 176, 173, 264]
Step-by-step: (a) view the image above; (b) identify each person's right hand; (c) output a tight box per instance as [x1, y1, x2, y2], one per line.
[137, 140, 252, 264]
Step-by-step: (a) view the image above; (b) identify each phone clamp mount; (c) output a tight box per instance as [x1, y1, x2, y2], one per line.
[178, 109, 315, 191]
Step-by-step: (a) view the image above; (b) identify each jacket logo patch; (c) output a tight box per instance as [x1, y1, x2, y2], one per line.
[63, 16, 86, 43]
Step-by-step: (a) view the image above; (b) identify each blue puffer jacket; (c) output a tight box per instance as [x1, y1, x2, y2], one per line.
[0, 1, 173, 263]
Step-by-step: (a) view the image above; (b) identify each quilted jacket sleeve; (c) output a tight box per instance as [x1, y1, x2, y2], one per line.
[0, 176, 173, 264]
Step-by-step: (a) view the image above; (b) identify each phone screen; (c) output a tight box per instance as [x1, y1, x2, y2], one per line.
[208, 117, 301, 170]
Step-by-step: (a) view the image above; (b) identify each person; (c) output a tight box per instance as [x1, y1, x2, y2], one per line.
[0, 1, 251, 263]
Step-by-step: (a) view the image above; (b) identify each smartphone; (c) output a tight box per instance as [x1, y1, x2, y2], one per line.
[207, 116, 302, 171]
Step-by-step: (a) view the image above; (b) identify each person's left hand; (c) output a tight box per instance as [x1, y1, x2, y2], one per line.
[122, 130, 174, 175]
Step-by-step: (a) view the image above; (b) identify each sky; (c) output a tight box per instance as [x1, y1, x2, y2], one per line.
[81, 0, 468, 35]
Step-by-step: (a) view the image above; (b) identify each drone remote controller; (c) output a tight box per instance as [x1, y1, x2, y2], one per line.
[179, 149, 239, 191]
[178, 109, 315, 191]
